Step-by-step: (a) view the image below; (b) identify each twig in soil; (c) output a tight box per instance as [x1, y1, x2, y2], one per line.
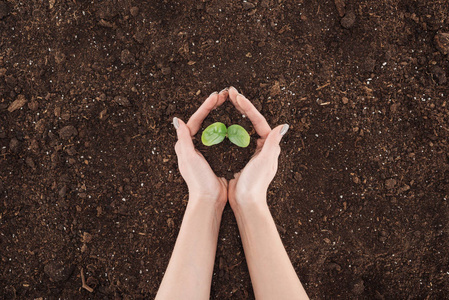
[316, 82, 330, 90]
[80, 268, 94, 293]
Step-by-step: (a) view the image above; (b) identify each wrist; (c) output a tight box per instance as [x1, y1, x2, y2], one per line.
[232, 200, 272, 227]
[178, 197, 224, 246]
[230, 194, 269, 216]
[187, 195, 225, 218]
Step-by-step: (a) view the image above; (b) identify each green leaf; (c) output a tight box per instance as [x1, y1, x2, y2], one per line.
[201, 122, 227, 146]
[227, 124, 250, 148]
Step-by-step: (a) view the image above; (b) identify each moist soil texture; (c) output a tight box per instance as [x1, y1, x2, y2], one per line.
[1, 0, 449, 299]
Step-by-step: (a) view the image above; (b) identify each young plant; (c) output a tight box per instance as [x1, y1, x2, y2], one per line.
[201, 122, 250, 148]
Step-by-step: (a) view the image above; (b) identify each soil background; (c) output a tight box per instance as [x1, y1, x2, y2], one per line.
[1, 0, 449, 299]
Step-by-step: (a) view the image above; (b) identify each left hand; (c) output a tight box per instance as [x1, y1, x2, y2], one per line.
[173, 90, 229, 211]
[227, 87, 288, 210]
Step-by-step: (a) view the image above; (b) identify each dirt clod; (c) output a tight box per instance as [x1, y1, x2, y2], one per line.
[44, 261, 75, 282]
[398, 185, 410, 193]
[58, 185, 67, 198]
[133, 30, 146, 43]
[35, 119, 46, 134]
[430, 65, 447, 85]
[327, 262, 342, 272]
[130, 6, 139, 17]
[28, 100, 39, 111]
[96, 4, 118, 20]
[54, 52, 66, 64]
[121, 49, 135, 64]
[270, 81, 281, 96]
[385, 178, 397, 189]
[390, 103, 400, 113]
[25, 157, 35, 168]
[434, 32, 449, 55]
[58, 125, 78, 140]
[9, 138, 19, 152]
[341, 11, 356, 29]
[334, 0, 346, 17]
[0, 1, 11, 19]
[114, 95, 130, 106]
[260, 0, 270, 8]
[352, 279, 365, 295]
[7, 95, 27, 112]
[161, 67, 171, 75]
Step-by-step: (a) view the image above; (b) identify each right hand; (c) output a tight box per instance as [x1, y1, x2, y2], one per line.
[227, 87, 289, 210]
[174, 90, 229, 211]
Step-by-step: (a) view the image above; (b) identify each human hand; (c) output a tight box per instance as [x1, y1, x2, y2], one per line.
[173, 90, 229, 211]
[227, 87, 289, 210]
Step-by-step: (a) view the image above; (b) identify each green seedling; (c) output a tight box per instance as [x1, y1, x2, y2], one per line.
[202, 122, 250, 148]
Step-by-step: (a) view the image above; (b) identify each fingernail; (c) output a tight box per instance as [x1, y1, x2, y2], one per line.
[173, 117, 180, 130]
[209, 91, 218, 97]
[280, 124, 289, 136]
[219, 87, 228, 93]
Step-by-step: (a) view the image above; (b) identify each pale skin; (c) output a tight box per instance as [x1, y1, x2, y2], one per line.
[156, 87, 309, 300]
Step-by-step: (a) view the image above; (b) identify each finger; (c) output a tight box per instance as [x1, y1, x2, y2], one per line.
[215, 88, 229, 109]
[187, 92, 219, 136]
[260, 124, 289, 158]
[219, 177, 228, 189]
[236, 93, 271, 138]
[174, 117, 195, 156]
[228, 86, 245, 114]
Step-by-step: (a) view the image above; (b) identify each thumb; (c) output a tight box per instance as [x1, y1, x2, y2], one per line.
[260, 124, 289, 157]
[173, 117, 195, 156]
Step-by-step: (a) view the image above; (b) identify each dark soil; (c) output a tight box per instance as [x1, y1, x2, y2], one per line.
[1, 0, 449, 299]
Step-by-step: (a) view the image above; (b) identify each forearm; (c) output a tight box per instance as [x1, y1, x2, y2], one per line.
[156, 198, 223, 300]
[233, 201, 309, 300]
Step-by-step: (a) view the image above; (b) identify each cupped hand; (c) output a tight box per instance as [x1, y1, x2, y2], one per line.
[227, 87, 289, 210]
[173, 90, 229, 211]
